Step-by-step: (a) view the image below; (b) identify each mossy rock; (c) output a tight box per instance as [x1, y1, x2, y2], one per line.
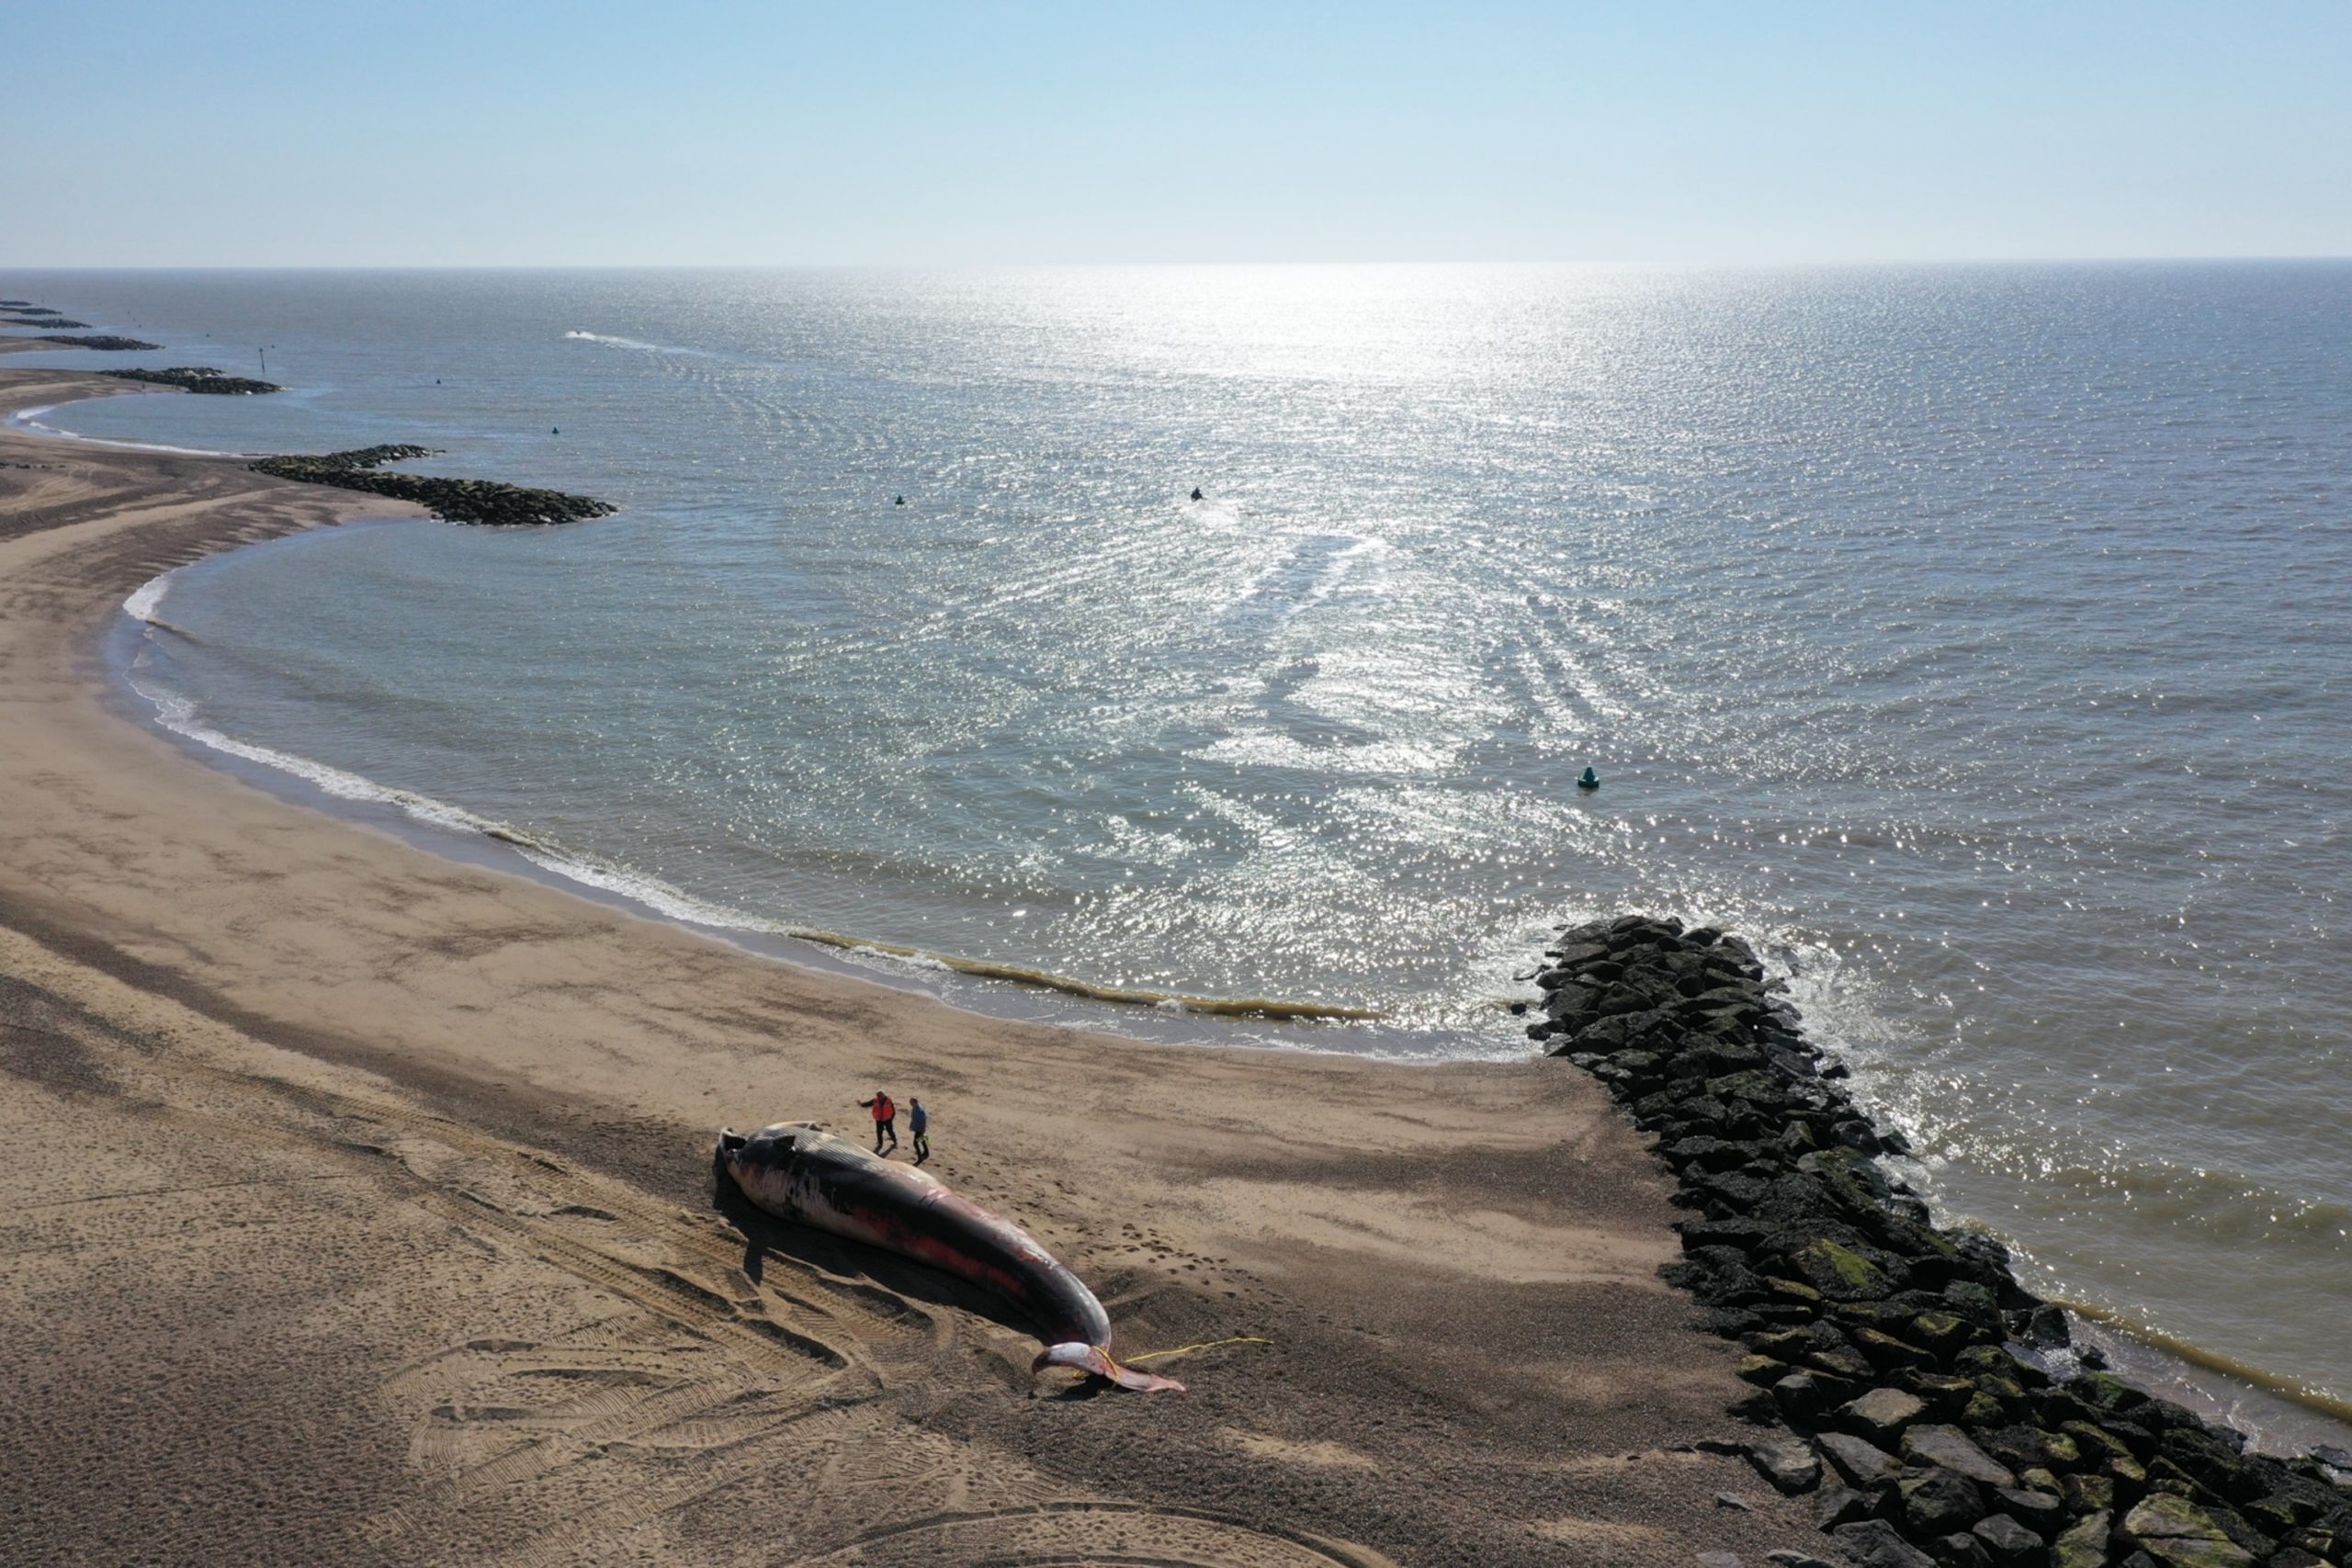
[1791, 1237, 1899, 1301]
[2065, 1421, 2138, 1466]
[2052, 1510, 2112, 1568]
[2122, 1494, 2257, 1568]
[2078, 1371, 2152, 1416]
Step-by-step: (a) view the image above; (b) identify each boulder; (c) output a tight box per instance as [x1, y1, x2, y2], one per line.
[2120, 1495, 2257, 1568]
[1819, 1431, 1905, 1486]
[2280, 1529, 2345, 1562]
[1839, 1387, 1928, 1444]
[1896, 1373, 1979, 1420]
[1832, 1520, 1939, 1568]
[1901, 1466, 1987, 1537]
[1746, 1438, 1823, 1495]
[1907, 1312, 1980, 1357]
[1666, 1135, 1755, 1173]
[1806, 1347, 1879, 1383]
[2232, 1495, 2300, 1539]
[1928, 1533, 1995, 1568]
[1901, 1425, 2018, 1488]
[1989, 1486, 2065, 1532]
[1968, 1513, 2043, 1566]
[2052, 1510, 2113, 1568]
[1788, 1236, 1907, 1301]
[1773, 1371, 1859, 1422]
[1855, 1327, 1936, 1372]
[2067, 1420, 2142, 1466]
[2065, 1472, 2116, 1514]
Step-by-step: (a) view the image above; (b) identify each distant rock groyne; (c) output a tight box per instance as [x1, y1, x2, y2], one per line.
[35, 335, 161, 352]
[1531, 914, 2352, 1568]
[100, 367, 280, 396]
[250, 446, 616, 527]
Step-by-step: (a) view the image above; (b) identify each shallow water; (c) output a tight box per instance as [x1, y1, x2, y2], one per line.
[9, 263, 2348, 1422]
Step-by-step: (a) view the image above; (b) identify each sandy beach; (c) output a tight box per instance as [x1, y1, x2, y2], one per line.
[0, 367, 1809, 1566]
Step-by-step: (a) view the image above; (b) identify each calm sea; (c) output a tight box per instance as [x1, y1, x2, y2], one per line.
[7, 265, 2347, 1437]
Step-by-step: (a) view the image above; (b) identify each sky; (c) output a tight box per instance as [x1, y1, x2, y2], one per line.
[6, 1, 2349, 266]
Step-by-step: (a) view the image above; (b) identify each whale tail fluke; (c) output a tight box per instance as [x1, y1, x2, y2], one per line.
[1034, 1342, 1185, 1393]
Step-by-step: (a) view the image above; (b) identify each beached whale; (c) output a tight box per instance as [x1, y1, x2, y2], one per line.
[717, 1122, 1182, 1393]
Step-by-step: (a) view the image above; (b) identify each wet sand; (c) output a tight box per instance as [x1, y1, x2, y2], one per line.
[0, 367, 1809, 1566]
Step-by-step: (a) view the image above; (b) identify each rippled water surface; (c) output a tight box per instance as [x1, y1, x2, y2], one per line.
[9, 264, 2347, 1418]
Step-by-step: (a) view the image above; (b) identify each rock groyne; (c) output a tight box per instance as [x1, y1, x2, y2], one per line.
[35, 335, 162, 351]
[99, 367, 280, 395]
[250, 446, 616, 527]
[1528, 915, 2352, 1568]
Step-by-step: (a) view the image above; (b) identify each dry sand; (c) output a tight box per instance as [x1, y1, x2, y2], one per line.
[0, 368, 1811, 1566]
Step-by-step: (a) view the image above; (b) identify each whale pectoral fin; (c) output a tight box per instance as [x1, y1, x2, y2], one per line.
[1033, 1342, 1185, 1393]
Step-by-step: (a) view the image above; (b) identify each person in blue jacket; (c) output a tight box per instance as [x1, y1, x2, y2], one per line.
[908, 1097, 931, 1166]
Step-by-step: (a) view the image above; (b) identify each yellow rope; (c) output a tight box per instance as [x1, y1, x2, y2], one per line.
[1125, 1336, 1273, 1365]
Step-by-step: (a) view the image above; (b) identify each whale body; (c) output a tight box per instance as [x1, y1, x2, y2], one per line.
[718, 1122, 1182, 1393]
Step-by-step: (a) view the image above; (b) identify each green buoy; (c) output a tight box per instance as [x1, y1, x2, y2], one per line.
[1577, 767, 1600, 791]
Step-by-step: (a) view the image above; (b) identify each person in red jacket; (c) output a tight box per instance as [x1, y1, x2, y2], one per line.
[856, 1089, 899, 1155]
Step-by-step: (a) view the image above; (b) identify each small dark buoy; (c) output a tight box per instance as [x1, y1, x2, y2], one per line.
[894, 494, 905, 506]
[1576, 767, 1600, 791]
[551, 427, 560, 435]
[1190, 487, 1204, 502]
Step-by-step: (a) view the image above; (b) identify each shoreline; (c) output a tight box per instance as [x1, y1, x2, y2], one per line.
[68, 367, 2352, 1438]
[108, 547, 1415, 1049]
[0, 363, 1812, 1565]
[9, 355, 2342, 1568]
[18, 366, 1408, 1041]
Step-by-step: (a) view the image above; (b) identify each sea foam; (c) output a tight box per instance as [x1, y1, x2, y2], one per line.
[123, 570, 175, 624]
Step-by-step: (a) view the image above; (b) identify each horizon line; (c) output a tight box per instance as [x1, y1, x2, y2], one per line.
[7, 254, 2352, 275]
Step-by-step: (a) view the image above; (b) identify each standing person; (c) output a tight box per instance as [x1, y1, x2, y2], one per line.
[856, 1089, 898, 1155]
[908, 1098, 930, 1166]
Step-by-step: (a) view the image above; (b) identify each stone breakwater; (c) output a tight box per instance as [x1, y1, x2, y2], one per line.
[99, 367, 280, 395]
[1525, 915, 2352, 1568]
[250, 446, 616, 527]
[4, 315, 91, 329]
[34, 335, 162, 351]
